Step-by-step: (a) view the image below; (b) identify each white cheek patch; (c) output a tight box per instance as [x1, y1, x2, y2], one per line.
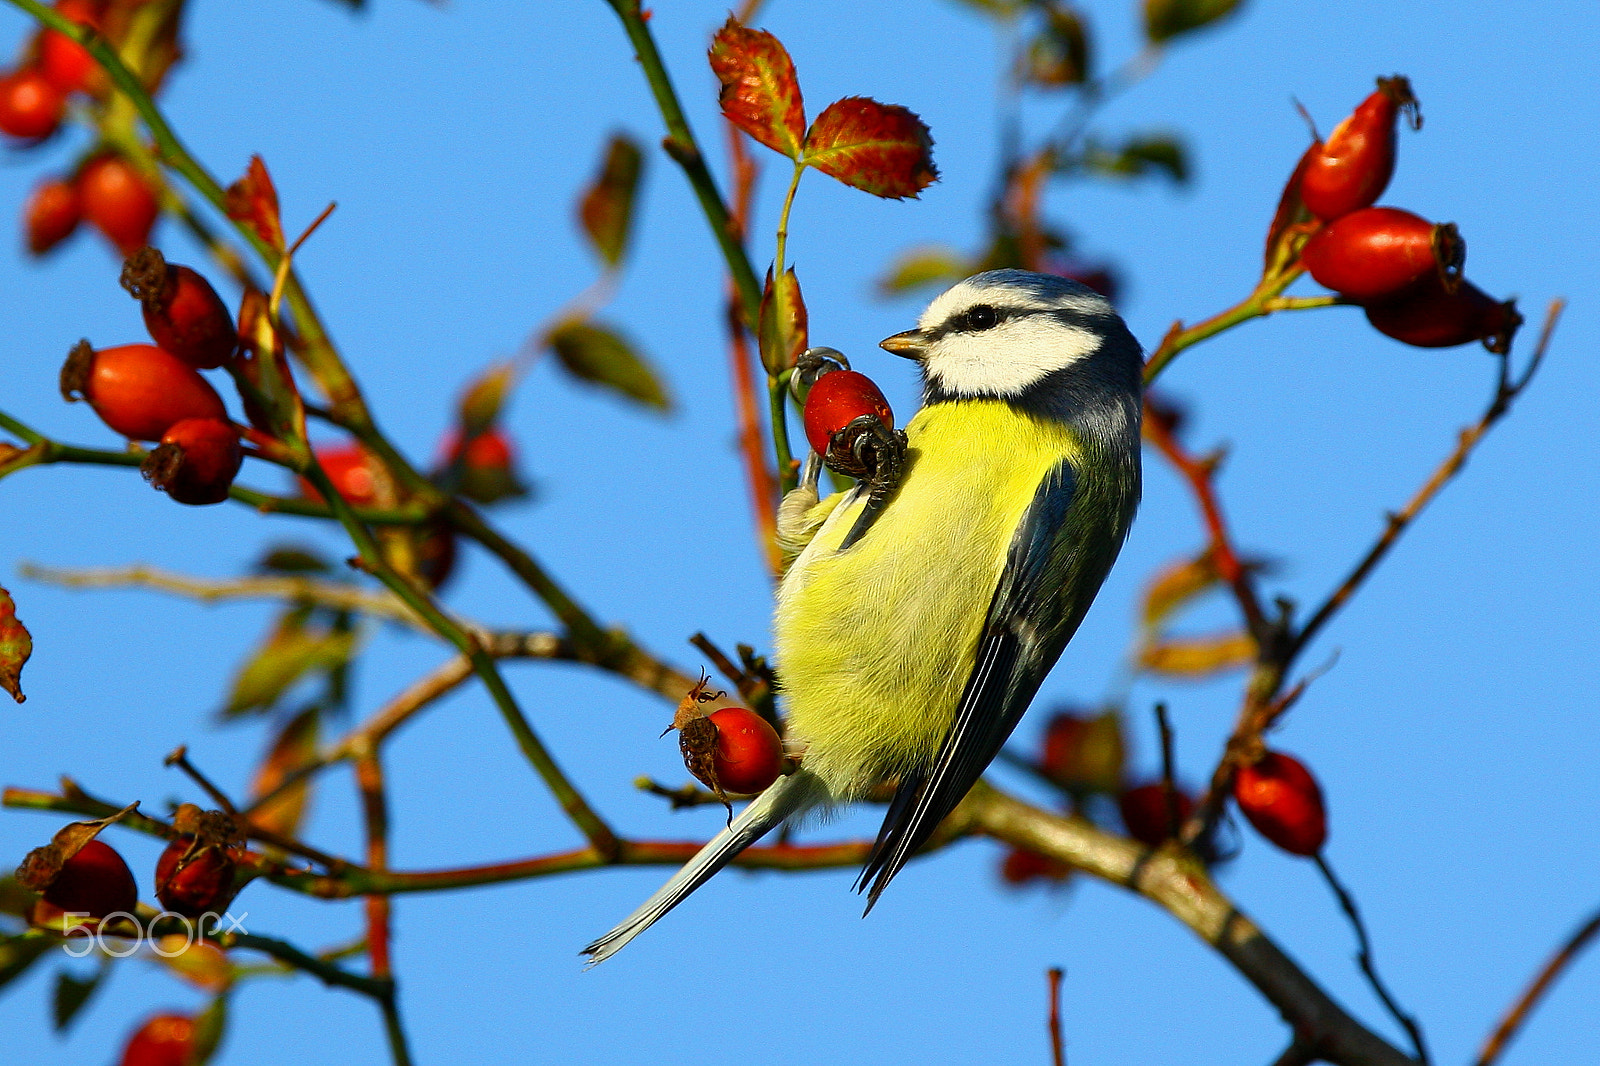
[924, 316, 1102, 397]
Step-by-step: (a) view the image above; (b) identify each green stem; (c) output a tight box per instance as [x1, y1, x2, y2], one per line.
[769, 371, 797, 496]
[299, 461, 621, 860]
[772, 161, 805, 282]
[1142, 267, 1320, 385]
[603, 0, 763, 330]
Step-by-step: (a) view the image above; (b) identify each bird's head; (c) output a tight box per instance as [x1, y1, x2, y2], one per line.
[881, 269, 1143, 405]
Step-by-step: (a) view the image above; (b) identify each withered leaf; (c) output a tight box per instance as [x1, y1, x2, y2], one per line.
[222, 612, 357, 718]
[708, 18, 806, 160]
[224, 155, 285, 252]
[0, 586, 32, 703]
[1141, 549, 1222, 630]
[1139, 631, 1257, 677]
[757, 266, 808, 376]
[246, 707, 320, 840]
[13, 804, 140, 891]
[1022, 4, 1092, 88]
[546, 319, 672, 412]
[578, 134, 645, 269]
[802, 96, 938, 199]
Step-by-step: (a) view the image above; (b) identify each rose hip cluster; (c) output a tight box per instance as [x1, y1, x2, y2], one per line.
[1290, 76, 1521, 354]
[58, 246, 245, 505]
[2, 0, 164, 257]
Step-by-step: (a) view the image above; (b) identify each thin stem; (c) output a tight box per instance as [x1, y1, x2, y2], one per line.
[772, 161, 805, 283]
[603, 0, 763, 328]
[1154, 704, 1181, 840]
[1475, 905, 1600, 1066]
[1291, 299, 1563, 660]
[163, 746, 238, 815]
[1142, 267, 1313, 385]
[354, 753, 393, 978]
[1047, 966, 1066, 1066]
[217, 930, 391, 1001]
[1314, 854, 1429, 1065]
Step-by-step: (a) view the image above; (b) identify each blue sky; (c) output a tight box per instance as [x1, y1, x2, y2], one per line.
[2, 1, 1597, 1064]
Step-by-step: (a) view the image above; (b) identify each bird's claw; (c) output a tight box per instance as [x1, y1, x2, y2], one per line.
[828, 415, 908, 551]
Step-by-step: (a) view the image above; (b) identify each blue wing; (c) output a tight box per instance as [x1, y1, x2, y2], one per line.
[856, 456, 1110, 908]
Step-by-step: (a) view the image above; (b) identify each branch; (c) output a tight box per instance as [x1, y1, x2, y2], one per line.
[1142, 271, 1332, 385]
[967, 783, 1417, 1066]
[1475, 904, 1600, 1066]
[1290, 299, 1564, 659]
[602, 0, 763, 329]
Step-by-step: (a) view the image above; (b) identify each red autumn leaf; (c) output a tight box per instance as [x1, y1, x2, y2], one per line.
[708, 17, 806, 160]
[224, 155, 285, 252]
[0, 585, 31, 703]
[758, 265, 808, 375]
[802, 97, 938, 199]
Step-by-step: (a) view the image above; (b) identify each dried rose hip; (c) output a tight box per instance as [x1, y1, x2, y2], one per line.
[1301, 206, 1464, 302]
[802, 369, 894, 455]
[24, 176, 80, 255]
[154, 835, 240, 917]
[142, 417, 243, 506]
[1233, 750, 1326, 856]
[60, 341, 228, 441]
[121, 247, 237, 369]
[119, 1013, 196, 1066]
[78, 153, 160, 255]
[1364, 276, 1522, 354]
[1118, 782, 1196, 848]
[0, 67, 66, 140]
[1300, 76, 1419, 222]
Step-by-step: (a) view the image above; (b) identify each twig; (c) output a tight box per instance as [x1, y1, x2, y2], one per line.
[1141, 401, 1268, 641]
[1474, 905, 1600, 1066]
[602, 0, 763, 329]
[1290, 299, 1563, 659]
[354, 752, 393, 979]
[1269, 1037, 1319, 1066]
[1154, 704, 1181, 840]
[1047, 966, 1066, 1066]
[1142, 269, 1322, 385]
[1314, 854, 1429, 1065]
[163, 746, 238, 814]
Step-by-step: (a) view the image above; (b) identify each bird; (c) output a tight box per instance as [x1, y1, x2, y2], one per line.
[583, 269, 1143, 965]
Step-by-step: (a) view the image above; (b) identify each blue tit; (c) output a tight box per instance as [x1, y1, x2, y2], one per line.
[584, 268, 1142, 965]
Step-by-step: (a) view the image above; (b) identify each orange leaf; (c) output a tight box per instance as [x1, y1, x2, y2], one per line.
[246, 707, 319, 839]
[803, 97, 938, 199]
[708, 18, 806, 160]
[758, 266, 808, 375]
[1138, 631, 1256, 678]
[578, 134, 644, 269]
[224, 156, 285, 252]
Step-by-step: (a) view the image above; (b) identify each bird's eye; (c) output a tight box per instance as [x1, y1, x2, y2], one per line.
[963, 304, 1000, 331]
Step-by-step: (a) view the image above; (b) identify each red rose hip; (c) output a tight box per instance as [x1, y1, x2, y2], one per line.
[1364, 276, 1522, 354]
[0, 67, 66, 140]
[1300, 76, 1419, 222]
[1118, 782, 1196, 848]
[1301, 206, 1464, 302]
[1233, 750, 1327, 856]
[24, 176, 80, 255]
[60, 341, 228, 441]
[78, 154, 160, 255]
[703, 707, 783, 795]
[119, 1014, 196, 1066]
[142, 417, 243, 506]
[121, 247, 237, 369]
[155, 835, 240, 916]
[38, 0, 106, 96]
[802, 369, 894, 455]
[39, 838, 139, 922]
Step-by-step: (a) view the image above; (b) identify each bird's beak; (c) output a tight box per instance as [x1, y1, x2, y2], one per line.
[879, 329, 928, 359]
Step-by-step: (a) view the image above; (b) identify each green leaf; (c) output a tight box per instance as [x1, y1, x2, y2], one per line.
[0, 877, 38, 919]
[255, 545, 333, 575]
[53, 966, 105, 1032]
[876, 245, 970, 296]
[1143, 0, 1245, 44]
[1021, 3, 1092, 88]
[0, 935, 50, 993]
[1079, 134, 1190, 184]
[456, 360, 519, 440]
[0, 585, 32, 704]
[578, 134, 645, 270]
[222, 612, 358, 718]
[546, 320, 672, 412]
[758, 266, 808, 375]
[191, 993, 230, 1065]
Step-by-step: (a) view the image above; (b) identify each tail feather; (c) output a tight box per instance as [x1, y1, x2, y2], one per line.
[581, 771, 821, 967]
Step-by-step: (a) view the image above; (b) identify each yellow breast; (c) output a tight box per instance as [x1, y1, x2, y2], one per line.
[773, 401, 1079, 799]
